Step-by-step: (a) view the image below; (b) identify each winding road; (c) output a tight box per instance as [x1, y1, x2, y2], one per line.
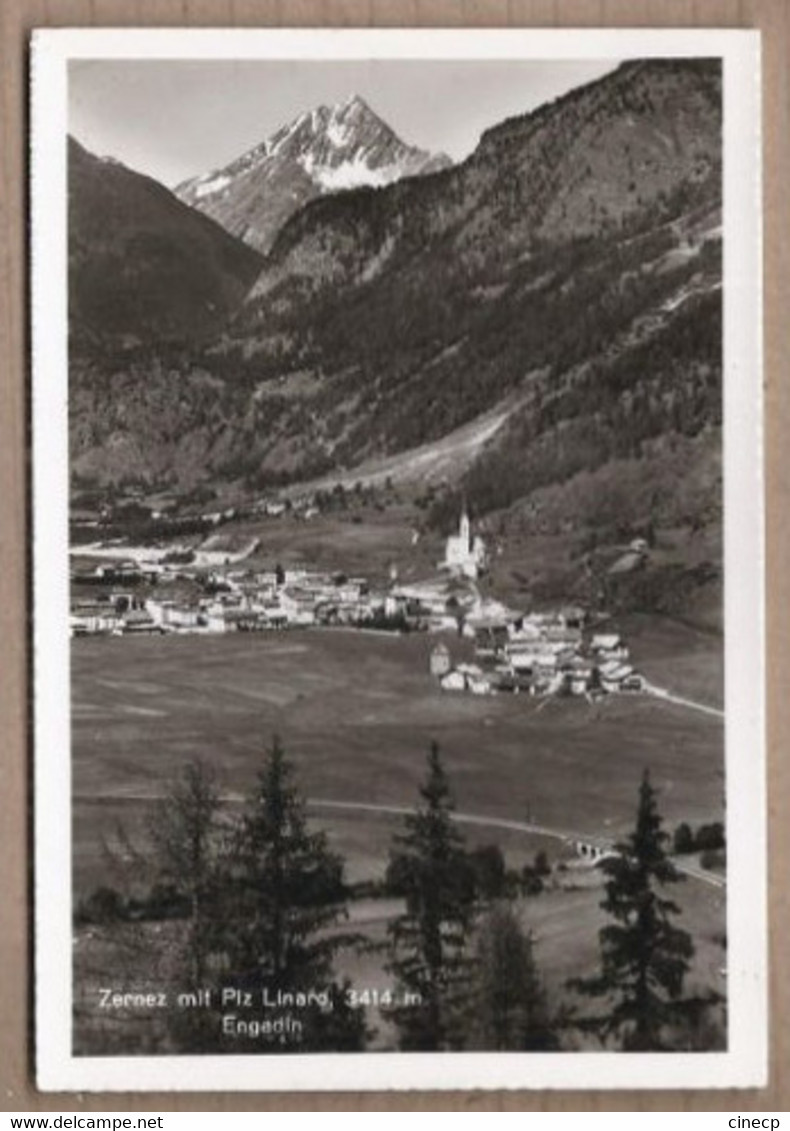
[305, 798, 726, 890]
[87, 787, 726, 892]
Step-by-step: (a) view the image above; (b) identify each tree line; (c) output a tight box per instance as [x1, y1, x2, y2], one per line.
[78, 739, 724, 1055]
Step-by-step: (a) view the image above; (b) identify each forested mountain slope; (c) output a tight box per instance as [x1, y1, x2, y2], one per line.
[70, 58, 722, 563]
[68, 138, 263, 344]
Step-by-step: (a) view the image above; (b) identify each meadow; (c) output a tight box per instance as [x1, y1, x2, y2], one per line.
[72, 619, 723, 893]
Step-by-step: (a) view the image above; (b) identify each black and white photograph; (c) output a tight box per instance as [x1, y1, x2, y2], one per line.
[31, 28, 765, 1092]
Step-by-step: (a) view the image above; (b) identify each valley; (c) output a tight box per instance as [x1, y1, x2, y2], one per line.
[66, 55, 728, 1057]
[69, 58, 722, 561]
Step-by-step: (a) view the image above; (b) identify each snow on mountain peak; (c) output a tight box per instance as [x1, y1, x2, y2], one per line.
[175, 96, 450, 253]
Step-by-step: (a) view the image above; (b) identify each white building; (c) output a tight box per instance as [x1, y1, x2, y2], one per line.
[440, 670, 466, 692]
[430, 643, 452, 677]
[440, 510, 486, 580]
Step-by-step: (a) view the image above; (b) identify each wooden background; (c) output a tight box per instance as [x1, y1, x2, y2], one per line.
[1, 0, 787, 1112]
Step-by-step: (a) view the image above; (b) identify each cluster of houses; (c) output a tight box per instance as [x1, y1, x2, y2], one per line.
[70, 593, 162, 636]
[70, 570, 643, 703]
[69, 507, 645, 703]
[69, 567, 383, 638]
[431, 609, 644, 699]
[68, 512, 489, 639]
[70, 565, 476, 638]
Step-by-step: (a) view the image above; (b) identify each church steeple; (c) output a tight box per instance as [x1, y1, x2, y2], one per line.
[459, 508, 471, 550]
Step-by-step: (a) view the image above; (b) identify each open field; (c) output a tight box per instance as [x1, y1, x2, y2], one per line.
[216, 506, 442, 585]
[72, 620, 724, 896]
[613, 613, 723, 707]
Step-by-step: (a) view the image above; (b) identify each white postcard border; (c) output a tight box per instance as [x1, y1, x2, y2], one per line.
[31, 27, 765, 1092]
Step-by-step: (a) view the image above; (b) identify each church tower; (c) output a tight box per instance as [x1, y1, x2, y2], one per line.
[459, 508, 471, 550]
[440, 504, 486, 580]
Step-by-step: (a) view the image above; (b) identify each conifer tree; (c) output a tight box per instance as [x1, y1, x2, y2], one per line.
[218, 735, 366, 1051]
[473, 902, 559, 1050]
[386, 741, 476, 1050]
[569, 770, 695, 1050]
[148, 758, 223, 986]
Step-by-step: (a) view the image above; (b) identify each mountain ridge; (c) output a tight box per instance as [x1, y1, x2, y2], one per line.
[249, 58, 720, 305]
[70, 58, 723, 585]
[68, 136, 263, 345]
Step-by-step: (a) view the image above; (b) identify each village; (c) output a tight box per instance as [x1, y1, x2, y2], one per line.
[69, 508, 647, 701]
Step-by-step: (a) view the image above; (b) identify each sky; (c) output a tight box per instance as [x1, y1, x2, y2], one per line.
[69, 58, 620, 188]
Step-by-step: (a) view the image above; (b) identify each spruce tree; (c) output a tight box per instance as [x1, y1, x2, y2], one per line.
[216, 736, 366, 1052]
[569, 770, 695, 1050]
[386, 741, 476, 1050]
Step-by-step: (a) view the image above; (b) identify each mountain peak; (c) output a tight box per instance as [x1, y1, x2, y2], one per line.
[269, 94, 394, 157]
[334, 93, 376, 118]
[176, 97, 450, 253]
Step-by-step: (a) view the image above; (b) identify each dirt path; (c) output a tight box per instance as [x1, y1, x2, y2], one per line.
[642, 682, 725, 720]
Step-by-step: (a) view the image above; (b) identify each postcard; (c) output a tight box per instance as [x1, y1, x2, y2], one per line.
[31, 27, 765, 1091]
